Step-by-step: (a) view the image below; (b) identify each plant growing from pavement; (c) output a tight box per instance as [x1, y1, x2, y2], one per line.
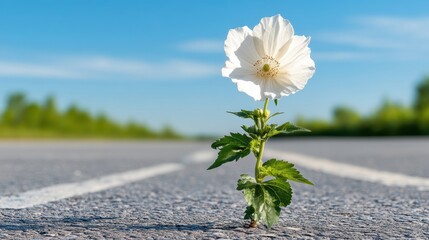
[208, 15, 316, 229]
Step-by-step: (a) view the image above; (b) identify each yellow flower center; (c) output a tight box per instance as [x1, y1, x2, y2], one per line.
[262, 64, 270, 72]
[254, 56, 280, 80]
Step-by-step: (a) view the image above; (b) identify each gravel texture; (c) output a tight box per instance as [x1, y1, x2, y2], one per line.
[0, 139, 428, 239]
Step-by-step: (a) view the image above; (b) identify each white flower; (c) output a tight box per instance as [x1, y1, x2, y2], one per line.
[222, 15, 315, 101]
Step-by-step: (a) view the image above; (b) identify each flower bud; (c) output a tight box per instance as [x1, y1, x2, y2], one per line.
[254, 108, 263, 117]
[264, 109, 270, 119]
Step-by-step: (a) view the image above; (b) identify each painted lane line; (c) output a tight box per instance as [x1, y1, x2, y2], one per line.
[265, 149, 429, 191]
[185, 149, 429, 190]
[182, 150, 217, 164]
[0, 163, 183, 209]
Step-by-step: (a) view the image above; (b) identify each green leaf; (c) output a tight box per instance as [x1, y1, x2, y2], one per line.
[243, 188, 255, 207]
[262, 178, 293, 207]
[244, 206, 254, 219]
[208, 145, 249, 170]
[211, 132, 251, 149]
[236, 161, 312, 228]
[237, 174, 257, 190]
[238, 175, 285, 229]
[227, 109, 255, 120]
[266, 122, 310, 138]
[268, 112, 284, 120]
[276, 122, 310, 133]
[241, 125, 258, 138]
[262, 124, 277, 137]
[208, 133, 252, 170]
[253, 185, 281, 228]
[262, 159, 314, 185]
[274, 99, 279, 106]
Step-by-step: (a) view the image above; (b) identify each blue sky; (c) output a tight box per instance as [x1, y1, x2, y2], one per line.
[1, 1, 429, 135]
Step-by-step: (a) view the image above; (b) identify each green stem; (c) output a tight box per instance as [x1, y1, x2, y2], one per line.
[255, 98, 269, 183]
[262, 98, 269, 115]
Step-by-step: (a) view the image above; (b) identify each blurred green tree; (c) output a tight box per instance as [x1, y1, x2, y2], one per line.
[333, 106, 361, 134]
[371, 100, 415, 135]
[417, 108, 429, 134]
[40, 96, 60, 129]
[2, 93, 27, 126]
[0, 93, 182, 139]
[23, 103, 43, 128]
[414, 76, 429, 112]
[295, 116, 331, 135]
[414, 77, 429, 133]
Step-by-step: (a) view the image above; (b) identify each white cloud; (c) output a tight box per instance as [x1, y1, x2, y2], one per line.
[314, 51, 379, 61]
[318, 15, 429, 61]
[356, 16, 429, 39]
[178, 39, 223, 53]
[0, 61, 82, 79]
[319, 31, 404, 49]
[313, 50, 429, 62]
[0, 55, 219, 80]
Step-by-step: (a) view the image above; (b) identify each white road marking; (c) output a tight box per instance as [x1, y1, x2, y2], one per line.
[0, 163, 183, 209]
[265, 149, 429, 191]
[2, 148, 427, 210]
[182, 150, 216, 164]
[181, 149, 429, 191]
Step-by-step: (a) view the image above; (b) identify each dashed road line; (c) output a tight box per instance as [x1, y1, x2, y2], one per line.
[0, 163, 183, 209]
[181, 150, 216, 164]
[265, 149, 429, 191]
[2, 148, 427, 210]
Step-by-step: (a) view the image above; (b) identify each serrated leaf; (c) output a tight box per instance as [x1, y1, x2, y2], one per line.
[262, 178, 293, 207]
[266, 122, 310, 138]
[253, 185, 281, 228]
[208, 133, 252, 170]
[276, 122, 310, 133]
[262, 159, 314, 185]
[237, 174, 257, 190]
[244, 206, 254, 219]
[211, 132, 252, 149]
[227, 109, 255, 120]
[243, 187, 255, 207]
[208, 145, 249, 170]
[240, 181, 282, 229]
[241, 125, 258, 139]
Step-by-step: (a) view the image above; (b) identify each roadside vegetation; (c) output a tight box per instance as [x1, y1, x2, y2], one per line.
[1, 77, 428, 139]
[0, 93, 182, 139]
[295, 77, 429, 136]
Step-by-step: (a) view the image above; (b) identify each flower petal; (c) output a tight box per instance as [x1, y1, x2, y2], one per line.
[223, 26, 260, 77]
[262, 80, 280, 99]
[252, 14, 294, 57]
[275, 35, 315, 94]
[228, 68, 262, 101]
[232, 75, 262, 101]
[258, 79, 290, 100]
[274, 74, 305, 96]
[278, 36, 312, 69]
[275, 61, 315, 96]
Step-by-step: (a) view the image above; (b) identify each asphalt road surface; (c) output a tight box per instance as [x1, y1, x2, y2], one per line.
[0, 139, 428, 239]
